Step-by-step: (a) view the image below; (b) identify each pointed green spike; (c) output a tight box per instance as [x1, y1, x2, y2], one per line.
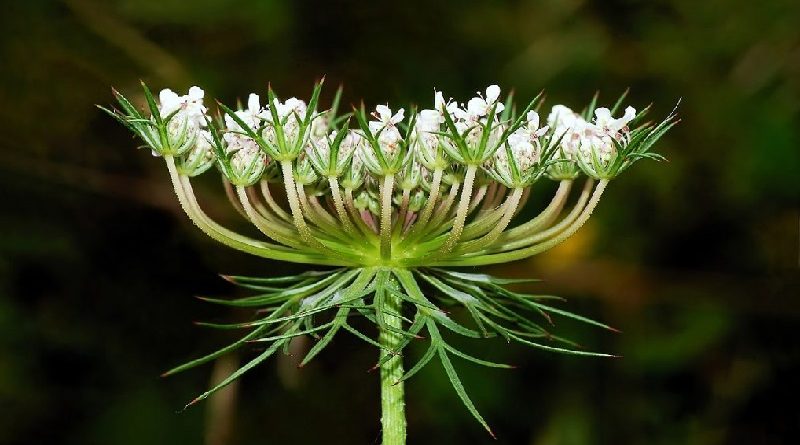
[182, 337, 287, 409]
[443, 343, 514, 369]
[429, 321, 495, 438]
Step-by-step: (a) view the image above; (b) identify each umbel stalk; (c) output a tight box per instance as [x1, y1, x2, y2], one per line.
[379, 274, 406, 445]
[104, 81, 676, 443]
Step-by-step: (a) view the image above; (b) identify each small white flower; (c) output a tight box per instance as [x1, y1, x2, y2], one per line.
[376, 126, 403, 155]
[370, 105, 405, 131]
[224, 93, 264, 135]
[524, 111, 550, 138]
[465, 85, 505, 118]
[416, 109, 442, 133]
[158, 86, 207, 127]
[154, 86, 209, 155]
[594, 106, 636, 136]
[497, 129, 540, 173]
[365, 105, 405, 163]
[271, 97, 307, 120]
[547, 105, 580, 131]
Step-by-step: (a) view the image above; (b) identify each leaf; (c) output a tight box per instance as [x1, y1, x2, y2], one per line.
[140, 81, 162, 125]
[203, 270, 356, 307]
[183, 336, 287, 409]
[375, 313, 427, 369]
[342, 323, 388, 351]
[223, 269, 337, 285]
[531, 302, 620, 332]
[507, 331, 617, 357]
[609, 88, 630, 115]
[395, 340, 437, 384]
[250, 322, 333, 342]
[429, 321, 494, 438]
[299, 307, 349, 366]
[417, 272, 479, 305]
[499, 90, 514, 121]
[581, 90, 599, 121]
[431, 268, 540, 285]
[162, 299, 294, 377]
[429, 310, 482, 338]
[391, 269, 440, 310]
[443, 343, 514, 369]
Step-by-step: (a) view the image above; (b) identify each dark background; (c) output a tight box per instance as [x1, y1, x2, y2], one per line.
[1, 0, 799, 444]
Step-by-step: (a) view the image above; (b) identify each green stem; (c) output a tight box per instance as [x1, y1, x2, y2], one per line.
[235, 186, 306, 249]
[164, 156, 342, 265]
[454, 187, 523, 254]
[328, 176, 357, 235]
[432, 179, 608, 266]
[416, 167, 442, 228]
[259, 180, 291, 222]
[495, 178, 593, 251]
[380, 175, 395, 261]
[279, 160, 335, 255]
[500, 179, 575, 240]
[440, 165, 477, 253]
[380, 274, 406, 445]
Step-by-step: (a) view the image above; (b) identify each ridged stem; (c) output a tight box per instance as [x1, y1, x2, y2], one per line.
[259, 180, 291, 222]
[236, 186, 306, 249]
[379, 175, 395, 261]
[416, 167, 442, 227]
[501, 179, 575, 240]
[497, 179, 593, 251]
[432, 180, 608, 266]
[379, 273, 406, 445]
[164, 156, 340, 265]
[280, 160, 331, 254]
[455, 187, 523, 254]
[440, 165, 477, 253]
[328, 177, 356, 235]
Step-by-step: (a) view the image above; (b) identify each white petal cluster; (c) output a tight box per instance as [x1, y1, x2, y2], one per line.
[158, 86, 207, 126]
[133, 83, 647, 189]
[156, 86, 208, 156]
[464, 85, 504, 118]
[413, 91, 450, 169]
[414, 86, 507, 168]
[223, 94, 262, 154]
[219, 94, 265, 179]
[485, 110, 550, 186]
[371, 106, 405, 151]
[547, 104, 637, 163]
[449, 85, 506, 151]
[267, 97, 310, 148]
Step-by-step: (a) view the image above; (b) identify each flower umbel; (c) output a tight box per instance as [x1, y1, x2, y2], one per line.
[102, 80, 677, 442]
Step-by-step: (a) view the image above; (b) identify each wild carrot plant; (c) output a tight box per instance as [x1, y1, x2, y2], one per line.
[103, 80, 676, 444]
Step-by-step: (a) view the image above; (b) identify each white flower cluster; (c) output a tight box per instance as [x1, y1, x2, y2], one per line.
[157, 87, 215, 175]
[145, 84, 646, 187]
[547, 104, 637, 163]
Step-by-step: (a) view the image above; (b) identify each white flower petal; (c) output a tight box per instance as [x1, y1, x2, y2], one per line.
[247, 94, 260, 114]
[467, 97, 486, 116]
[434, 91, 445, 110]
[391, 108, 405, 124]
[485, 85, 501, 103]
[375, 105, 392, 121]
[622, 106, 636, 123]
[188, 86, 205, 100]
[526, 111, 540, 129]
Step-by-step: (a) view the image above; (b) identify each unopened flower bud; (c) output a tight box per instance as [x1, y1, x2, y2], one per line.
[177, 130, 217, 177]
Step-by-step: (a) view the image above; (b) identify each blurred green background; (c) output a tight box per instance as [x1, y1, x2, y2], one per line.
[1, 0, 798, 444]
